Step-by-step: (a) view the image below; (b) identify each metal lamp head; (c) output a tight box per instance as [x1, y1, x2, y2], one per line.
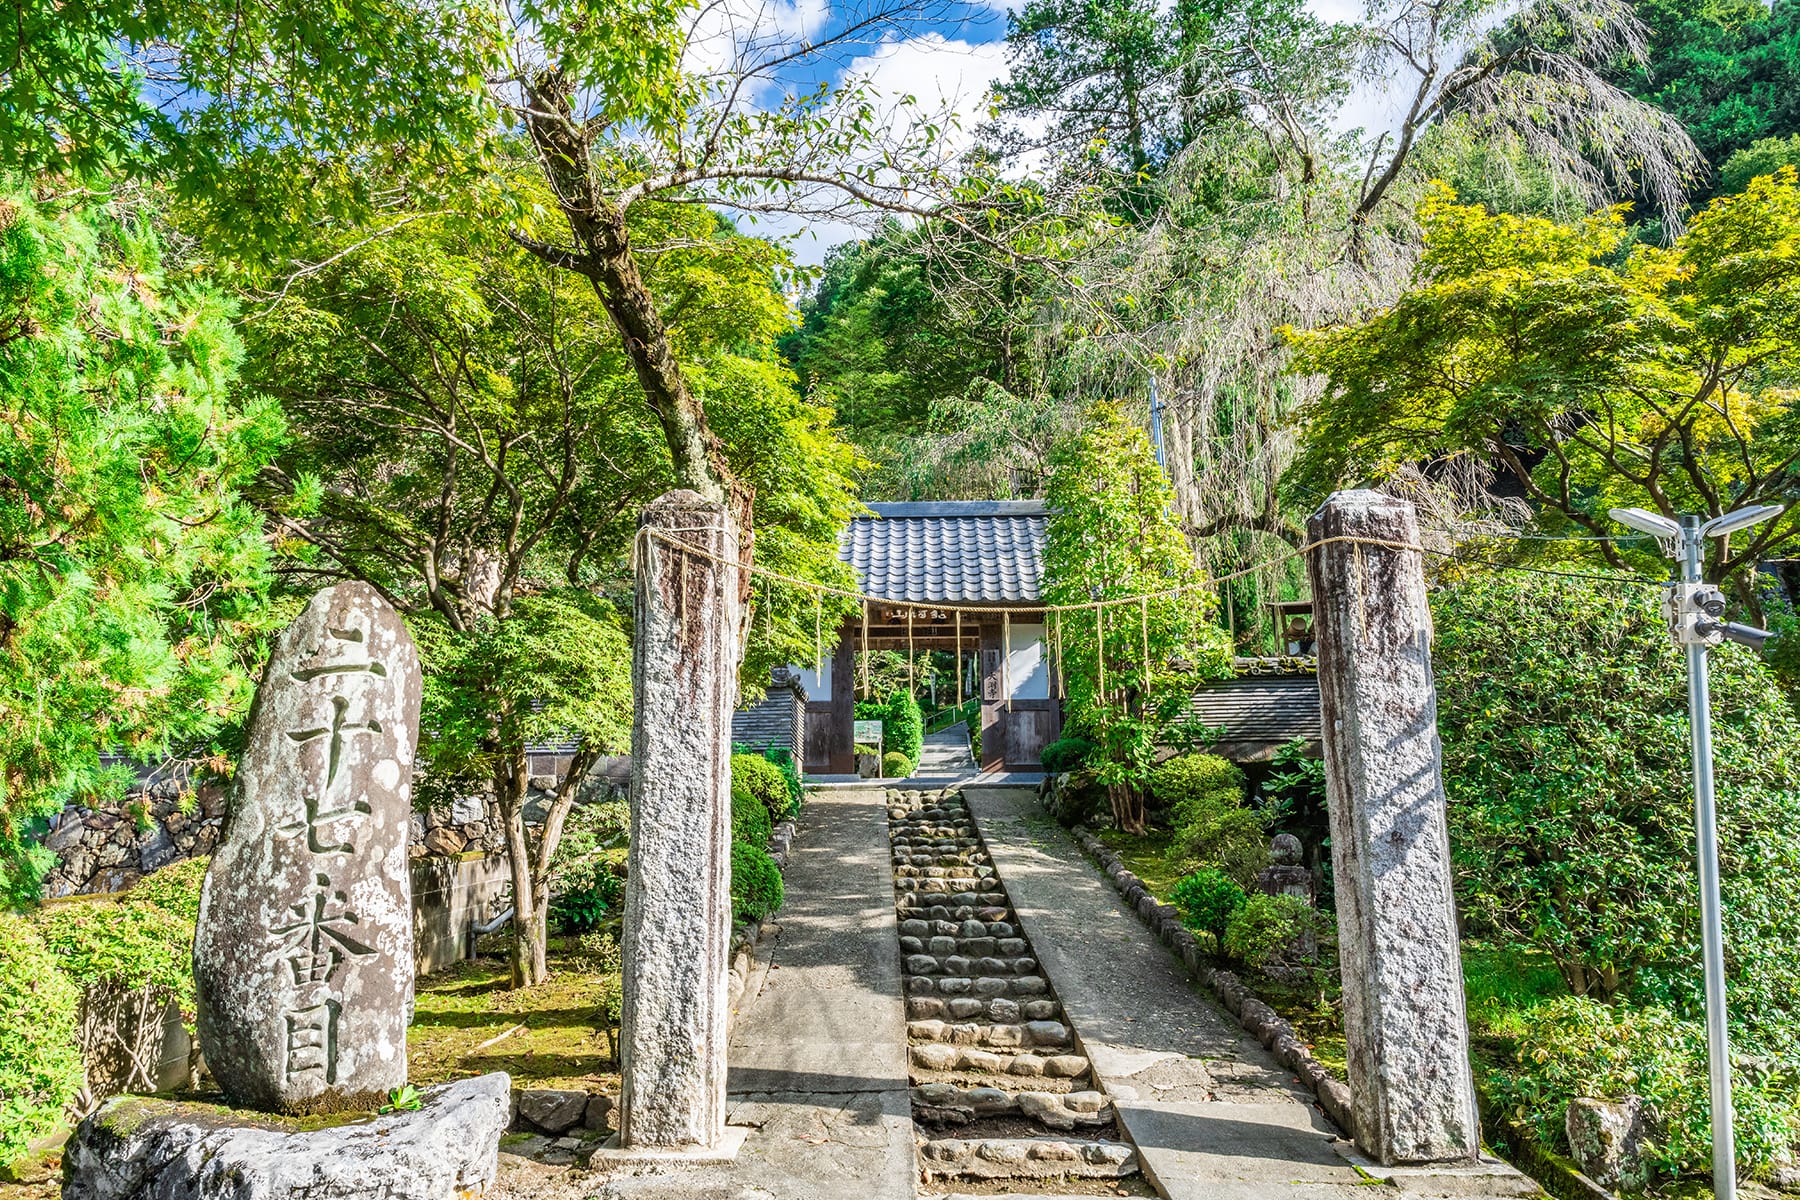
[1609, 507, 1682, 541]
[1700, 505, 1783, 539]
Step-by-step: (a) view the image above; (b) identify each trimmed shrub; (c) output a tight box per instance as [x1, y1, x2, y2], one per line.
[731, 753, 793, 822]
[730, 842, 784, 922]
[731, 786, 772, 848]
[882, 690, 924, 766]
[1169, 868, 1247, 947]
[882, 751, 914, 778]
[0, 913, 84, 1164]
[1157, 753, 1264, 885]
[1040, 736, 1097, 775]
[1222, 893, 1328, 976]
[1434, 574, 1800, 1031]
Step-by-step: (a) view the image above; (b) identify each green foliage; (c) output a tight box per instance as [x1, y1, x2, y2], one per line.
[1042, 401, 1233, 830]
[729, 842, 784, 923]
[547, 799, 628, 935]
[1488, 996, 1800, 1184]
[1613, 0, 1800, 183]
[1222, 893, 1329, 976]
[731, 753, 795, 822]
[881, 690, 924, 767]
[731, 786, 773, 849]
[0, 913, 83, 1165]
[1288, 174, 1800, 598]
[1434, 571, 1800, 1039]
[413, 591, 632, 798]
[31, 880, 202, 1009]
[0, 188, 282, 901]
[1156, 754, 1265, 886]
[1040, 737, 1097, 774]
[1721, 134, 1800, 193]
[762, 748, 804, 817]
[1169, 868, 1247, 947]
[380, 1085, 423, 1114]
[882, 751, 914, 779]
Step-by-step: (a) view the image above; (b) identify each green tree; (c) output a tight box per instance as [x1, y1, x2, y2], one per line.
[1288, 171, 1800, 611]
[1041, 401, 1231, 832]
[1721, 134, 1800, 193]
[0, 187, 282, 902]
[249, 204, 858, 983]
[413, 592, 631, 988]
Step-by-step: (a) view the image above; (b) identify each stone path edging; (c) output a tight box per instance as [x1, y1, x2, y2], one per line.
[1066, 822, 1357, 1137]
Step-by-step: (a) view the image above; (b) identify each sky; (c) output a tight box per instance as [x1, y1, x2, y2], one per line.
[713, 0, 1408, 265]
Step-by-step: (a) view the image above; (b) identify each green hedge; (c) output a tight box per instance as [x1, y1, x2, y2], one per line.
[729, 842, 783, 922]
[730, 785, 772, 847]
[0, 913, 84, 1165]
[731, 753, 795, 822]
[1155, 753, 1265, 886]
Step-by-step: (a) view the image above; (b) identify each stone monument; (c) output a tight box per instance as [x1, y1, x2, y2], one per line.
[1254, 833, 1315, 903]
[193, 580, 421, 1114]
[64, 582, 512, 1200]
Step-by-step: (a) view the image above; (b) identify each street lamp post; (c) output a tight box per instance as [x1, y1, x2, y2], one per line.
[1609, 504, 1782, 1200]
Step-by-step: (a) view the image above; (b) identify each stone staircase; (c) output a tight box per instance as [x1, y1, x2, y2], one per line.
[884, 788, 1146, 1196]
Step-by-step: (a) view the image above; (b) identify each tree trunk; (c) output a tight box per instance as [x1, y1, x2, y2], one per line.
[1109, 782, 1146, 835]
[497, 750, 543, 989]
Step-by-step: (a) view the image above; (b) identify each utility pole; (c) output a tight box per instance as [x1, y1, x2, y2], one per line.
[1609, 504, 1781, 1200]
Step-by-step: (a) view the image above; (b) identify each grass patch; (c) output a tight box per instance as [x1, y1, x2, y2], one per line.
[1094, 825, 1185, 901]
[410, 934, 619, 1093]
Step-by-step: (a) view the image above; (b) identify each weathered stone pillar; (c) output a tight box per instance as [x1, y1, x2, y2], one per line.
[620, 490, 740, 1149]
[1306, 490, 1479, 1165]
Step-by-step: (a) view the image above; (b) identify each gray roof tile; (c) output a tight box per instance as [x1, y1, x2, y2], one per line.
[840, 501, 1048, 604]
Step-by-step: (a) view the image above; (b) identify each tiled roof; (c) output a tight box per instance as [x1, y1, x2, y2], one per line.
[840, 501, 1048, 604]
[1189, 676, 1322, 748]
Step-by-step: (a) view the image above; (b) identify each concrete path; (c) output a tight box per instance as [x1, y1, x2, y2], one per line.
[505, 786, 916, 1200]
[721, 784, 916, 1198]
[916, 724, 975, 773]
[961, 785, 1538, 1200]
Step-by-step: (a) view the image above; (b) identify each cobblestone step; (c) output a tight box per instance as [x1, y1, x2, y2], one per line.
[888, 788, 1140, 1189]
[917, 1136, 1138, 1182]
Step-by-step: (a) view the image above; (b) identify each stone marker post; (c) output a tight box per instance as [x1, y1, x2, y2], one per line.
[620, 490, 740, 1149]
[1306, 490, 1480, 1165]
[193, 581, 421, 1114]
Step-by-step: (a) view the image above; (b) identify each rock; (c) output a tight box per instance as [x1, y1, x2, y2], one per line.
[192, 581, 422, 1114]
[517, 1088, 590, 1134]
[583, 1094, 615, 1132]
[46, 812, 87, 853]
[62, 1072, 509, 1200]
[137, 826, 179, 871]
[1565, 1096, 1648, 1193]
[422, 826, 466, 856]
[451, 792, 486, 825]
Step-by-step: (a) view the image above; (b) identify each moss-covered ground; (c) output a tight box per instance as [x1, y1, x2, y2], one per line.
[409, 934, 620, 1093]
[1093, 826, 1185, 902]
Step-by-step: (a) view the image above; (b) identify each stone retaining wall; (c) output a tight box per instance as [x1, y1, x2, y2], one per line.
[39, 762, 628, 899]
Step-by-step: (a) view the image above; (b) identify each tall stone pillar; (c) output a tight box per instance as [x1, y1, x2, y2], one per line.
[1306, 490, 1479, 1165]
[620, 490, 740, 1149]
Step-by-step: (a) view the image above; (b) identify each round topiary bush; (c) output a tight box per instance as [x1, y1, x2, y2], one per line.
[1154, 753, 1264, 885]
[730, 842, 784, 923]
[0, 912, 84, 1164]
[731, 785, 772, 848]
[731, 753, 794, 821]
[1169, 867, 1247, 948]
[882, 750, 913, 779]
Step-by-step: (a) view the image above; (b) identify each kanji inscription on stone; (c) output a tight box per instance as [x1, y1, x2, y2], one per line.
[193, 582, 421, 1114]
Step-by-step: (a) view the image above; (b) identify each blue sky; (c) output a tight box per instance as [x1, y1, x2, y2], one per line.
[713, 0, 1403, 263]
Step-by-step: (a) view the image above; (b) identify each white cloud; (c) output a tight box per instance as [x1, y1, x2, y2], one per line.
[840, 31, 1012, 144]
[684, 0, 835, 77]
